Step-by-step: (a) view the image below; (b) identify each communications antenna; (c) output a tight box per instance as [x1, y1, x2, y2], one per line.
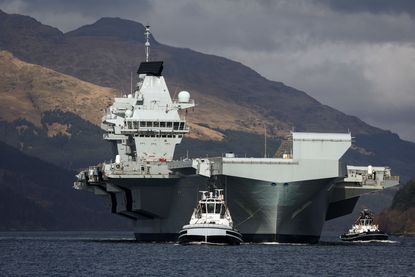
[144, 25, 151, 62]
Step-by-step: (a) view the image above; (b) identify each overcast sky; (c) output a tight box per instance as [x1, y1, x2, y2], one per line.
[1, 0, 414, 142]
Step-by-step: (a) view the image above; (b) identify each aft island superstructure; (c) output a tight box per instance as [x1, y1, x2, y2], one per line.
[74, 26, 399, 243]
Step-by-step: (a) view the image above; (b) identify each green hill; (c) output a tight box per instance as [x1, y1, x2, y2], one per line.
[377, 180, 415, 234]
[0, 140, 130, 230]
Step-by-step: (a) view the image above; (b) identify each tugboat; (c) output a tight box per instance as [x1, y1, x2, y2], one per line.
[340, 209, 388, 241]
[178, 189, 242, 245]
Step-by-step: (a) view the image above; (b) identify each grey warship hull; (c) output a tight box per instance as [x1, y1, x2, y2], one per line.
[85, 170, 393, 243]
[224, 176, 334, 243]
[97, 175, 332, 243]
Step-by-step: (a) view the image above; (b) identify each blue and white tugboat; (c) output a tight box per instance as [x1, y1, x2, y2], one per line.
[178, 189, 242, 245]
[340, 209, 388, 241]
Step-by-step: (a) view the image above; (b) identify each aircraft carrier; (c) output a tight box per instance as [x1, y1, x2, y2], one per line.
[73, 26, 399, 243]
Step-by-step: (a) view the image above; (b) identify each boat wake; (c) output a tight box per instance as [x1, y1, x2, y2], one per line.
[350, 239, 399, 244]
[248, 242, 309, 246]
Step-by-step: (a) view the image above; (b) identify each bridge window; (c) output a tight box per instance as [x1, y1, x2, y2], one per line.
[173, 122, 179, 130]
[160, 122, 166, 128]
[207, 204, 215, 213]
[167, 122, 172, 128]
[140, 121, 146, 127]
[127, 121, 132, 129]
[179, 122, 184, 130]
[146, 121, 152, 127]
[200, 203, 207, 214]
[133, 121, 139, 129]
[154, 122, 159, 127]
[215, 204, 223, 214]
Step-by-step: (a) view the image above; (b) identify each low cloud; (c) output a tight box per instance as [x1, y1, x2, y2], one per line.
[314, 0, 415, 16]
[223, 42, 415, 141]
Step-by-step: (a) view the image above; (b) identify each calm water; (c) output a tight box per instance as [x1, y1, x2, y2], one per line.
[0, 232, 414, 276]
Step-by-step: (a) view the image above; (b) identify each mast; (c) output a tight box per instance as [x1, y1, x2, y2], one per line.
[144, 25, 151, 62]
[264, 123, 267, 158]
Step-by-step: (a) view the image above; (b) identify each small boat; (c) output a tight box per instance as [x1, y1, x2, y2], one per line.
[340, 209, 388, 241]
[178, 189, 242, 245]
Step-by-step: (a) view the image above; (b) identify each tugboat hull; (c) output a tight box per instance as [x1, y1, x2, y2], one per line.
[178, 224, 242, 245]
[340, 231, 388, 242]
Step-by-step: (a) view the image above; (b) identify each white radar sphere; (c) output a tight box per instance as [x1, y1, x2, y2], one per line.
[178, 91, 190, 103]
[125, 109, 133, 118]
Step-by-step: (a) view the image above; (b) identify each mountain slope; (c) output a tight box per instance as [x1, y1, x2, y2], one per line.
[0, 140, 130, 230]
[0, 51, 283, 168]
[0, 50, 115, 126]
[0, 11, 379, 137]
[0, 10, 414, 181]
[376, 179, 415, 234]
[0, 50, 116, 169]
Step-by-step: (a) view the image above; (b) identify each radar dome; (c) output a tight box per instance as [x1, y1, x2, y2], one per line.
[125, 109, 133, 118]
[178, 91, 190, 103]
[368, 165, 373, 174]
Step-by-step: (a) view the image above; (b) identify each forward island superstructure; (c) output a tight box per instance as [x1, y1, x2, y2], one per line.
[74, 26, 399, 243]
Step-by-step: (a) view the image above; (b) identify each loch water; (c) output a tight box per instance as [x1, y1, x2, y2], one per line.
[0, 232, 414, 276]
